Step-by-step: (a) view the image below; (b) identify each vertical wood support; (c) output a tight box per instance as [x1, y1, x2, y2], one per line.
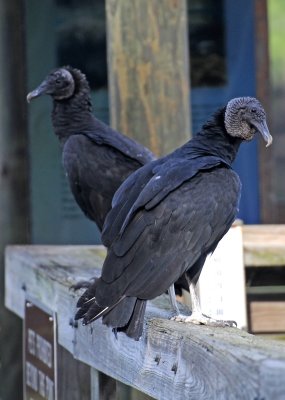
[254, 0, 273, 223]
[0, 0, 30, 398]
[106, 0, 191, 156]
[105, 3, 190, 397]
[57, 346, 91, 399]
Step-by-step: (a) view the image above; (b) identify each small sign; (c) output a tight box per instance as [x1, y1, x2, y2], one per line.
[24, 299, 57, 400]
[198, 226, 247, 329]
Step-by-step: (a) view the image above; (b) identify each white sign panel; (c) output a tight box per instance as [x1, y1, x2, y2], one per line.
[198, 226, 247, 329]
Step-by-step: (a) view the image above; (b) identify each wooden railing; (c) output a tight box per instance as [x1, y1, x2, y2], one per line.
[5, 226, 285, 399]
[243, 225, 285, 334]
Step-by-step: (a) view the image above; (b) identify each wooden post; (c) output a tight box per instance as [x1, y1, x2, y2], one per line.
[254, 0, 273, 223]
[0, 0, 30, 398]
[57, 346, 91, 400]
[106, 0, 191, 156]
[105, 4, 190, 396]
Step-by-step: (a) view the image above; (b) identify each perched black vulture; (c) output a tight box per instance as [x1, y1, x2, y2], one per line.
[75, 97, 272, 340]
[26, 66, 186, 309]
[26, 66, 155, 230]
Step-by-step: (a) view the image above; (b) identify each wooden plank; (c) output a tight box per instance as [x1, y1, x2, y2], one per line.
[242, 225, 285, 266]
[99, 373, 117, 400]
[5, 245, 106, 355]
[247, 286, 285, 295]
[57, 345, 91, 400]
[249, 301, 285, 333]
[244, 248, 285, 267]
[5, 245, 285, 400]
[106, 0, 191, 156]
[242, 225, 285, 246]
[254, 0, 273, 223]
[0, 1, 30, 399]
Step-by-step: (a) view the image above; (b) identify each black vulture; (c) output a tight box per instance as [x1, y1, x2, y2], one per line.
[26, 66, 155, 231]
[26, 66, 186, 310]
[75, 97, 272, 340]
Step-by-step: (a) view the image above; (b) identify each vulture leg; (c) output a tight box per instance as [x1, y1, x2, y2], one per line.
[172, 282, 237, 327]
[168, 284, 180, 315]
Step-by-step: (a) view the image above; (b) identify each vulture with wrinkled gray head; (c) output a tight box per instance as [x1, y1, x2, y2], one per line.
[75, 96, 272, 340]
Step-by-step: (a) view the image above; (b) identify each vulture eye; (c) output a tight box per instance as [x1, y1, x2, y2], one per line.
[251, 108, 257, 113]
[55, 78, 61, 84]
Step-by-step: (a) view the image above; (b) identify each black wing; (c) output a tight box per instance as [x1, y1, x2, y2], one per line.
[102, 154, 226, 247]
[62, 133, 149, 230]
[86, 118, 155, 165]
[95, 166, 241, 306]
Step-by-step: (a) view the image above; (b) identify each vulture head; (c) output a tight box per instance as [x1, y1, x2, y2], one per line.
[225, 97, 272, 147]
[27, 67, 77, 102]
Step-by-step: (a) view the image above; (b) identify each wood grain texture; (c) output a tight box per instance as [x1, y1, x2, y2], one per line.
[250, 301, 285, 333]
[254, 0, 274, 223]
[242, 225, 285, 266]
[0, 1, 30, 398]
[57, 345, 91, 400]
[5, 245, 285, 400]
[106, 0, 191, 156]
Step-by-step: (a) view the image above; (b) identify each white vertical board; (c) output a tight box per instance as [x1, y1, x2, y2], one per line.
[198, 226, 247, 329]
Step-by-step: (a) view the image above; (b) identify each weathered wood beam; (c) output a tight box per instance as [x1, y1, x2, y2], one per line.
[242, 225, 285, 266]
[106, 0, 191, 156]
[57, 345, 91, 400]
[254, 0, 273, 223]
[249, 300, 285, 333]
[0, 0, 29, 398]
[5, 245, 285, 400]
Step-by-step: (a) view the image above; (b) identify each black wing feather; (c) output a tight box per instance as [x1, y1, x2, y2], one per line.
[95, 167, 240, 304]
[102, 154, 226, 242]
[63, 133, 152, 230]
[84, 119, 155, 165]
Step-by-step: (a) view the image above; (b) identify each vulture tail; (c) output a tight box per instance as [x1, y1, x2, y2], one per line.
[75, 283, 147, 339]
[114, 298, 147, 340]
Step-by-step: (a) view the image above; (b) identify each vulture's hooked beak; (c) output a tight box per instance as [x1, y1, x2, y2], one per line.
[26, 81, 48, 103]
[252, 119, 273, 147]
